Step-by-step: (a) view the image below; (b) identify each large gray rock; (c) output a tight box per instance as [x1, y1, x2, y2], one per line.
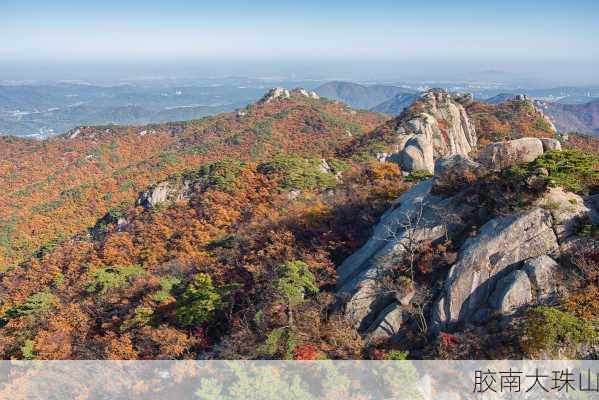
[337, 180, 436, 284]
[137, 179, 192, 209]
[259, 87, 290, 103]
[294, 88, 320, 99]
[432, 154, 486, 194]
[432, 207, 559, 330]
[389, 89, 477, 173]
[488, 270, 532, 314]
[337, 181, 441, 328]
[522, 255, 560, 302]
[396, 135, 435, 174]
[536, 187, 589, 243]
[337, 180, 474, 330]
[365, 303, 403, 342]
[478, 138, 544, 170]
[540, 138, 562, 152]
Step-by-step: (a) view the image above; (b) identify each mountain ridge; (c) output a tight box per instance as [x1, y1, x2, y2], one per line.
[0, 87, 597, 361]
[314, 81, 416, 110]
[536, 98, 599, 136]
[0, 89, 389, 268]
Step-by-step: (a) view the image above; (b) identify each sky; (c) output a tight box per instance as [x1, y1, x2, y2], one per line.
[1, 0, 598, 83]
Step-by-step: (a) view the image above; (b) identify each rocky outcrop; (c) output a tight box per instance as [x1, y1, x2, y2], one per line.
[536, 187, 589, 244]
[391, 135, 434, 173]
[432, 154, 486, 195]
[137, 179, 193, 209]
[488, 270, 532, 314]
[513, 95, 558, 134]
[295, 88, 320, 99]
[432, 207, 558, 330]
[337, 179, 474, 331]
[337, 180, 437, 285]
[260, 87, 320, 103]
[365, 303, 403, 343]
[540, 138, 562, 152]
[335, 132, 578, 339]
[390, 89, 477, 174]
[478, 137, 544, 170]
[522, 255, 560, 302]
[471, 254, 561, 323]
[260, 87, 291, 103]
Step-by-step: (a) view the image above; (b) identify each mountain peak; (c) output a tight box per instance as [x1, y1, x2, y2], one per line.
[259, 87, 320, 104]
[389, 89, 477, 172]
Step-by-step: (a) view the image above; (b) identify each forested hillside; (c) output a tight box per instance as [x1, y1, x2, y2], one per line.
[0, 89, 597, 360]
[0, 89, 387, 268]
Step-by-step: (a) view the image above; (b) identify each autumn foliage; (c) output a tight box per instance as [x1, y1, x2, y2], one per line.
[0, 93, 405, 359]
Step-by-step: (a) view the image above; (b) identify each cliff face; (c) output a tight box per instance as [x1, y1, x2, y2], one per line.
[388, 89, 477, 173]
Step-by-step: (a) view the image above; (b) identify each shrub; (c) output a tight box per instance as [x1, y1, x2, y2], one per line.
[275, 260, 318, 309]
[5, 292, 57, 318]
[86, 265, 144, 294]
[579, 224, 599, 238]
[120, 306, 155, 332]
[30, 199, 64, 214]
[0, 216, 20, 248]
[521, 306, 597, 356]
[205, 235, 236, 250]
[384, 350, 409, 360]
[21, 340, 36, 360]
[199, 160, 245, 193]
[532, 117, 552, 132]
[404, 170, 433, 182]
[564, 287, 599, 321]
[326, 158, 348, 174]
[119, 180, 136, 192]
[292, 343, 320, 360]
[257, 156, 335, 191]
[2, 291, 57, 324]
[61, 188, 84, 201]
[175, 274, 223, 327]
[275, 260, 318, 326]
[151, 276, 181, 303]
[106, 202, 130, 221]
[258, 327, 297, 359]
[531, 149, 599, 194]
[252, 118, 274, 139]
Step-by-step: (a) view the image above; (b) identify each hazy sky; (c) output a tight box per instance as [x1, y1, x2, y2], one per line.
[1, 1, 598, 85]
[2, 0, 598, 63]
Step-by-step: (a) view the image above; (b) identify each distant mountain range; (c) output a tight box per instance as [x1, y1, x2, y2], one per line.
[370, 93, 419, 114]
[483, 93, 520, 105]
[481, 93, 599, 136]
[314, 81, 417, 110]
[536, 98, 599, 136]
[0, 81, 294, 138]
[3, 80, 599, 139]
[0, 102, 236, 139]
[485, 92, 597, 105]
